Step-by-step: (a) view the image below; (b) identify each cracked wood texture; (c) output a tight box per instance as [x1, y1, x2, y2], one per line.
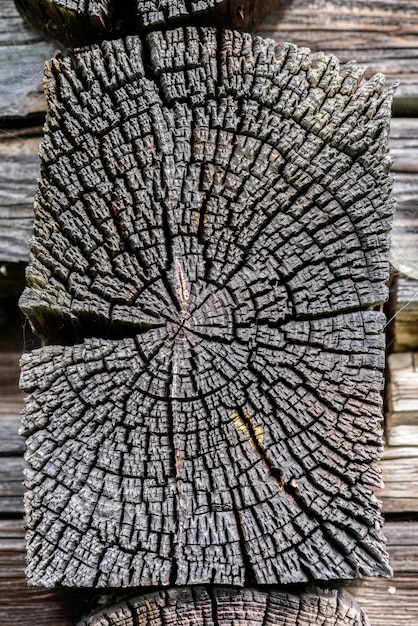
[76, 587, 370, 626]
[20, 27, 394, 588]
[14, 0, 279, 47]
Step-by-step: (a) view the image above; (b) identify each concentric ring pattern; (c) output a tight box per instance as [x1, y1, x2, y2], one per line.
[76, 586, 369, 626]
[20, 27, 395, 587]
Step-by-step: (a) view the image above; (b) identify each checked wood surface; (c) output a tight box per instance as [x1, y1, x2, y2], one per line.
[19, 27, 394, 588]
[75, 586, 370, 626]
[14, 0, 279, 47]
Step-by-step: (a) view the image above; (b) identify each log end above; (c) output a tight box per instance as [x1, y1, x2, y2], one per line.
[14, 0, 280, 47]
[20, 27, 394, 588]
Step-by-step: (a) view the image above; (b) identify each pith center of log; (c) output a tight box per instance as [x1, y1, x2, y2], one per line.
[166, 259, 234, 340]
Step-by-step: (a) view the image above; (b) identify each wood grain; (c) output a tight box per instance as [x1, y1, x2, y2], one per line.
[0, 135, 40, 263]
[0, 0, 416, 624]
[256, 0, 418, 101]
[2, 112, 415, 268]
[0, 0, 53, 119]
[0, 521, 84, 626]
[1, 518, 417, 625]
[390, 119, 418, 205]
[4, 443, 414, 517]
[386, 353, 418, 446]
[5, 441, 416, 517]
[14, 0, 280, 47]
[391, 277, 418, 352]
[377, 446, 418, 514]
[18, 27, 395, 588]
[347, 577, 418, 626]
[3, 117, 418, 266]
[76, 586, 370, 626]
[5, 116, 418, 266]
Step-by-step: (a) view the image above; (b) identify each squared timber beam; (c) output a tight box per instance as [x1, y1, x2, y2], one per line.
[20, 26, 394, 587]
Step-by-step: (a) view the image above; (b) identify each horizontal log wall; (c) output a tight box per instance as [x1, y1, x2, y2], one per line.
[1, 0, 418, 623]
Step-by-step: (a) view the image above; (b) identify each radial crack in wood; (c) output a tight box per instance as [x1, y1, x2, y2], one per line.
[20, 27, 394, 587]
[14, 0, 279, 47]
[76, 586, 370, 626]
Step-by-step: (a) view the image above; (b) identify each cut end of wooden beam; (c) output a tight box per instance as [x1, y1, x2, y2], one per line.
[13, 0, 280, 47]
[20, 28, 394, 587]
[76, 587, 371, 626]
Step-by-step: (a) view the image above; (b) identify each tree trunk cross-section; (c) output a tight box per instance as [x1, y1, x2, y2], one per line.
[20, 27, 395, 587]
[76, 587, 370, 626]
[14, 0, 279, 47]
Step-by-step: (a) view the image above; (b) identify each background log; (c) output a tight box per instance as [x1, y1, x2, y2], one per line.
[0, 515, 417, 625]
[386, 353, 418, 446]
[14, 0, 280, 47]
[256, 0, 418, 106]
[75, 587, 369, 626]
[0, 135, 40, 263]
[391, 278, 418, 352]
[0, 0, 53, 118]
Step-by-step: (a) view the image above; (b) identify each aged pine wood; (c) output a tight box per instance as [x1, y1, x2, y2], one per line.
[386, 118, 418, 346]
[347, 578, 418, 626]
[75, 586, 370, 626]
[0, 351, 25, 517]
[378, 521, 418, 575]
[11, 435, 418, 527]
[18, 27, 395, 588]
[9, 438, 418, 540]
[0, 458, 24, 515]
[390, 119, 418, 221]
[390, 218, 418, 283]
[14, 0, 279, 47]
[4, 428, 416, 519]
[390, 119, 418, 186]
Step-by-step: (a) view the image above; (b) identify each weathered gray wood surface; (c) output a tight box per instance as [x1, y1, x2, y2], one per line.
[19, 26, 394, 588]
[0, 0, 54, 118]
[3, 11, 418, 268]
[1, 114, 416, 268]
[0, 136, 40, 263]
[256, 0, 418, 103]
[75, 587, 370, 626]
[0, 514, 416, 625]
[391, 277, 418, 351]
[386, 353, 418, 446]
[15, 0, 279, 47]
[1, 0, 418, 623]
[3, 376, 416, 516]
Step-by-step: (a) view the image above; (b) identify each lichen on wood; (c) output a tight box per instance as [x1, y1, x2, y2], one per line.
[20, 27, 395, 587]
